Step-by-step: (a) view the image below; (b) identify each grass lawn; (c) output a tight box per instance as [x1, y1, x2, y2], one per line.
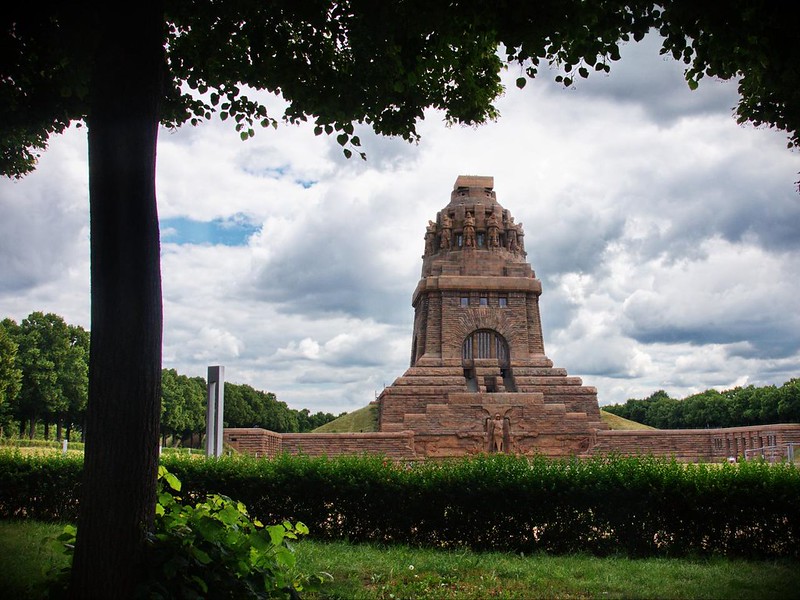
[296, 540, 800, 599]
[2, 521, 798, 599]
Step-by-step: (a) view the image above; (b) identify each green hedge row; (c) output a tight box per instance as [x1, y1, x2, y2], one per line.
[0, 451, 83, 521]
[0, 438, 85, 451]
[2, 450, 798, 558]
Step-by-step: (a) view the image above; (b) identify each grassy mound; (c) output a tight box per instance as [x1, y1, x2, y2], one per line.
[312, 403, 378, 433]
[600, 409, 656, 430]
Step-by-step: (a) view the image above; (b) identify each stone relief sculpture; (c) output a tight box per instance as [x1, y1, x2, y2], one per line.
[487, 212, 500, 249]
[506, 216, 519, 253]
[439, 213, 452, 250]
[516, 221, 525, 254]
[486, 413, 508, 453]
[463, 211, 476, 248]
[424, 220, 437, 256]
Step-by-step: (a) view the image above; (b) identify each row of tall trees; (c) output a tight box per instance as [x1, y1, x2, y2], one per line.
[0, 313, 89, 440]
[604, 380, 800, 429]
[0, 312, 339, 442]
[159, 369, 342, 447]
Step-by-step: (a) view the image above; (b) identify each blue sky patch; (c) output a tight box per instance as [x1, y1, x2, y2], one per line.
[161, 216, 260, 246]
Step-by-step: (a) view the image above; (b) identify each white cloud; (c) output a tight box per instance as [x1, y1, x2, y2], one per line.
[2, 36, 799, 412]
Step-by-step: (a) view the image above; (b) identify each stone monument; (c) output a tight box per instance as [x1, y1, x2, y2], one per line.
[376, 175, 607, 457]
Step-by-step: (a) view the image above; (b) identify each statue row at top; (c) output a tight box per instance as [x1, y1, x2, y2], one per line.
[424, 211, 525, 256]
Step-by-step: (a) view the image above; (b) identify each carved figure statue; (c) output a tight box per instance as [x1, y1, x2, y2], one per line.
[506, 216, 518, 253]
[516, 222, 525, 253]
[487, 213, 500, 249]
[463, 211, 476, 248]
[424, 220, 437, 255]
[439, 213, 452, 250]
[489, 413, 504, 453]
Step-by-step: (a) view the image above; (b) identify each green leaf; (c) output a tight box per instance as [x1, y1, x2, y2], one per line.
[267, 524, 286, 545]
[515, 77, 526, 89]
[337, 133, 348, 146]
[190, 575, 208, 593]
[190, 546, 212, 565]
[164, 471, 182, 492]
[343, 148, 353, 159]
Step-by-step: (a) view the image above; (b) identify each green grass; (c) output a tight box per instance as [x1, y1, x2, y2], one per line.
[0, 521, 69, 599]
[3, 520, 798, 600]
[600, 410, 656, 431]
[312, 403, 379, 433]
[295, 540, 800, 599]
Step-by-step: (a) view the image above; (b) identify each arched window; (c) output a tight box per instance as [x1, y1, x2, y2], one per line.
[462, 329, 509, 364]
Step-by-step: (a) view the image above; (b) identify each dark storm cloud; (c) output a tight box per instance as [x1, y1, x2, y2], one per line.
[525, 202, 627, 278]
[575, 33, 739, 126]
[623, 295, 800, 359]
[248, 200, 414, 324]
[653, 162, 800, 257]
[0, 165, 86, 293]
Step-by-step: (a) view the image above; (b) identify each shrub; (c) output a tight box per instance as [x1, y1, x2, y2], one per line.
[3, 449, 799, 559]
[46, 466, 329, 599]
[0, 450, 82, 521]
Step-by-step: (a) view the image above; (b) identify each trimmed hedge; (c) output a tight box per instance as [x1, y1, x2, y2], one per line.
[0, 438, 85, 451]
[0, 450, 83, 521]
[2, 450, 798, 558]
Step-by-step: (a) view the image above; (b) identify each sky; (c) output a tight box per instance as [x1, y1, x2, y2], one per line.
[2, 33, 799, 415]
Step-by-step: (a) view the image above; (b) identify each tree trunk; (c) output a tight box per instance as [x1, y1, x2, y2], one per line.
[44, 421, 50, 440]
[69, 3, 165, 598]
[56, 417, 63, 442]
[28, 417, 34, 440]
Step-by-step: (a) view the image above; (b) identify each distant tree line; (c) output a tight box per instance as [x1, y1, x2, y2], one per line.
[0, 312, 341, 444]
[604, 380, 800, 429]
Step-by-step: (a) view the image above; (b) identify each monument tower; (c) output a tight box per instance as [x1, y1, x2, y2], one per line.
[377, 175, 606, 457]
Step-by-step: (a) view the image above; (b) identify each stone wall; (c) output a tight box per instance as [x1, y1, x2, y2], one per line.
[224, 423, 800, 463]
[223, 428, 417, 459]
[591, 423, 800, 462]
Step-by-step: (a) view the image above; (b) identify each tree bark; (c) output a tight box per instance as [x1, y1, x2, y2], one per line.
[69, 3, 165, 598]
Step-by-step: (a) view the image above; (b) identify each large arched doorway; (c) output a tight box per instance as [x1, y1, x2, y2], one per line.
[462, 329, 515, 392]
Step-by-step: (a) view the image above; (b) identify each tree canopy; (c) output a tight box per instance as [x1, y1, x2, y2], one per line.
[0, 312, 336, 443]
[0, 313, 89, 440]
[4, 1, 799, 178]
[604, 379, 800, 429]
